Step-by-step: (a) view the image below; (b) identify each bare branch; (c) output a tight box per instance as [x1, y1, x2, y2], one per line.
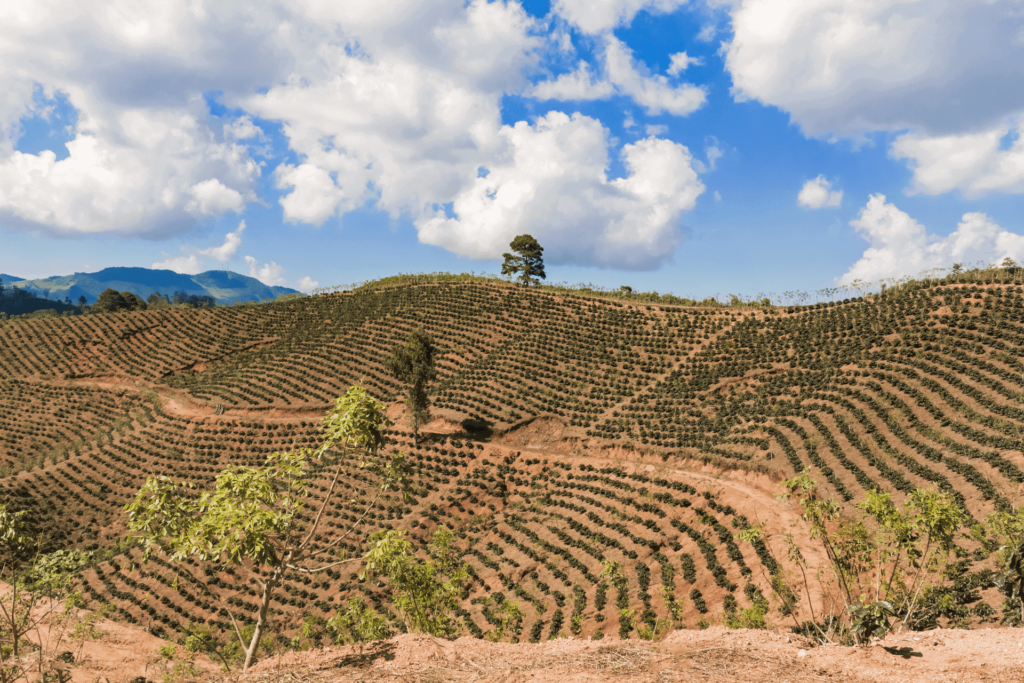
[291, 490, 384, 564]
[297, 455, 347, 553]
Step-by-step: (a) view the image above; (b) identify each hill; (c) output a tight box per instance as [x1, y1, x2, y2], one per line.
[7, 266, 298, 305]
[0, 274, 1020, 653]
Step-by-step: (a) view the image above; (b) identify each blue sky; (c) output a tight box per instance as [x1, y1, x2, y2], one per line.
[2, 0, 1023, 302]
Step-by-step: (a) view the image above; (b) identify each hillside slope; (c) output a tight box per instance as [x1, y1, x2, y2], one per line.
[0, 277, 1019, 646]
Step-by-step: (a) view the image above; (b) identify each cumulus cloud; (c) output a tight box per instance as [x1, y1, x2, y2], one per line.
[603, 36, 706, 116]
[416, 111, 704, 270]
[2, 0, 711, 269]
[798, 176, 843, 208]
[667, 52, 702, 76]
[528, 62, 614, 101]
[890, 118, 1024, 198]
[553, 0, 691, 34]
[0, 2, 272, 236]
[242, 0, 541, 227]
[839, 194, 1024, 284]
[245, 255, 285, 286]
[199, 221, 246, 262]
[296, 276, 320, 291]
[528, 38, 705, 116]
[151, 221, 247, 273]
[187, 179, 245, 216]
[723, 0, 1024, 139]
[152, 254, 202, 275]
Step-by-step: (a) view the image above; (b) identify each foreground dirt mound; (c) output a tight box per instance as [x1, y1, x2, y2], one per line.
[213, 626, 1024, 682]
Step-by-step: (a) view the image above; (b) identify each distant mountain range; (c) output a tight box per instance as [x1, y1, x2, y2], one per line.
[0, 267, 298, 305]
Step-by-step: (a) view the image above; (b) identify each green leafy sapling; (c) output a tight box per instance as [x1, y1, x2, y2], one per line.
[124, 385, 411, 670]
[361, 527, 468, 638]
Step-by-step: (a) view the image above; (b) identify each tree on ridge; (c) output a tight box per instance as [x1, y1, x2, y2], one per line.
[501, 234, 546, 286]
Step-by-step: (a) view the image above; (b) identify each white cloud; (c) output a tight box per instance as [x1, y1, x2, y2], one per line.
[151, 221, 246, 273]
[713, 190, 721, 201]
[1, 0, 714, 270]
[553, 0, 690, 34]
[0, 2, 271, 236]
[416, 111, 704, 270]
[241, 0, 542, 228]
[199, 221, 246, 262]
[275, 164, 350, 226]
[890, 119, 1024, 198]
[696, 23, 717, 42]
[604, 36, 706, 116]
[245, 255, 285, 286]
[152, 253, 202, 275]
[705, 136, 723, 170]
[528, 62, 614, 101]
[646, 124, 668, 136]
[667, 52, 703, 76]
[723, 0, 1024, 139]
[839, 194, 1024, 284]
[187, 178, 245, 216]
[798, 175, 843, 208]
[297, 275, 320, 291]
[527, 39, 705, 117]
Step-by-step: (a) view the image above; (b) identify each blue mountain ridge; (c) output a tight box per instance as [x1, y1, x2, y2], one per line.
[6, 267, 298, 305]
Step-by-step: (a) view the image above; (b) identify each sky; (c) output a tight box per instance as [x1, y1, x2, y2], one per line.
[2, 0, 1024, 302]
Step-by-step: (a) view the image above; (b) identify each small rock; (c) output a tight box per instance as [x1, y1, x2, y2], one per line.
[798, 649, 806, 658]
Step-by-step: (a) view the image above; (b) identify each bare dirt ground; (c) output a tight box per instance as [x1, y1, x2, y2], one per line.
[0, 581, 219, 682]
[205, 626, 1024, 683]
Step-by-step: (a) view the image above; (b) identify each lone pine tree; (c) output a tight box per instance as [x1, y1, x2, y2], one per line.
[501, 234, 546, 286]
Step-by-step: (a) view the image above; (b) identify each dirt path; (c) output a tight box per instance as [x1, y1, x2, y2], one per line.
[211, 626, 1024, 683]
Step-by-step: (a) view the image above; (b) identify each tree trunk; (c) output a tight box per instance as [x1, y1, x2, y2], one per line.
[243, 571, 280, 670]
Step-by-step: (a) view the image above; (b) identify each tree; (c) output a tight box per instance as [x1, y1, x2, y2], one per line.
[124, 386, 410, 670]
[361, 527, 468, 637]
[386, 330, 438, 447]
[147, 292, 171, 308]
[121, 291, 148, 311]
[983, 506, 1024, 624]
[76, 295, 87, 308]
[501, 234, 546, 286]
[95, 288, 127, 312]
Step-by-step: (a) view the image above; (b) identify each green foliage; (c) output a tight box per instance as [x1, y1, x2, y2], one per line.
[848, 601, 895, 641]
[362, 527, 468, 638]
[501, 234, 546, 286]
[986, 506, 1024, 624]
[95, 288, 148, 313]
[327, 597, 393, 644]
[386, 330, 438, 442]
[123, 385, 409, 670]
[21, 549, 94, 597]
[780, 471, 967, 643]
[0, 504, 32, 568]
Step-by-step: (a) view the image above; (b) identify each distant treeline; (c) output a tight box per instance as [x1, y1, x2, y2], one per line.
[94, 288, 217, 312]
[0, 279, 220, 322]
[0, 277, 78, 317]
